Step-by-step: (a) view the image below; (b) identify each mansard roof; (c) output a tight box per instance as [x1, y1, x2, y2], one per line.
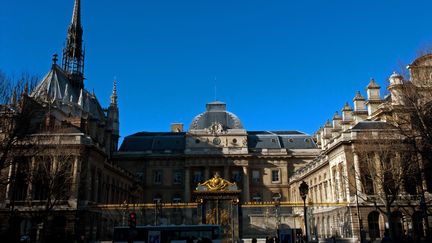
[247, 131, 317, 149]
[119, 130, 317, 152]
[119, 132, 186, 153]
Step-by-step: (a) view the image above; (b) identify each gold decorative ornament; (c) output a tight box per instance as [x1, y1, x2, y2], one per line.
[197, 173, 236, 191]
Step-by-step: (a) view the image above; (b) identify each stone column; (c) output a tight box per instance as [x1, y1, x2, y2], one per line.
[184, 168, 191, 202]
[242, 166, 250, 202]
[353, 153, 362, 194]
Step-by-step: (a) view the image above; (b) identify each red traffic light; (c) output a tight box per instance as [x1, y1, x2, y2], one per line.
[129, 212, 136, 219]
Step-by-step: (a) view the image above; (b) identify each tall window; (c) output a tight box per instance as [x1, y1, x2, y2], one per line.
[252, 170, 261, 184]
[332, 167, 338, 199]
[153, 170, 163, 184]
[232, 170, 242, 183]
[323, 181, 328, 201]
[173, 170, 183, 185]
[271, 169, 280, 183]
[193, 171, 203, 183]
[33, 158, 50, 200]
[13, 157, 29, 201]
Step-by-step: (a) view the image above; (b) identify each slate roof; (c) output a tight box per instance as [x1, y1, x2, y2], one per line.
[119, 131, 317, 152]
[351, 121, 395, 130]
[119, 132, 186, 152]
[190, 101, 243, 130]
[247, 131, 317, 149]
[30, 64, 105, 120]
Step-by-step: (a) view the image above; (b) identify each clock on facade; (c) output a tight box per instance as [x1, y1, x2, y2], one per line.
[212, 137, 221, 145]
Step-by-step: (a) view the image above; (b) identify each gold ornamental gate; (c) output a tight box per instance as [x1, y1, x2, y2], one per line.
[194, 173, 241, 242]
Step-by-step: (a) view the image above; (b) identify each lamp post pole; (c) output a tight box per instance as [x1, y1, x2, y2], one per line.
[275, 197, 281, 239]
[299, 181, 309, 243]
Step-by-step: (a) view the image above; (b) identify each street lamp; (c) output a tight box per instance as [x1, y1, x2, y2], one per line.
[274, 194, 281, 238]
[299, 181, 309, 243]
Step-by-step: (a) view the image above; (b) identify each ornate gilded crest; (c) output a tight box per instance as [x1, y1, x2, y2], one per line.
[197, 173, 237, 191]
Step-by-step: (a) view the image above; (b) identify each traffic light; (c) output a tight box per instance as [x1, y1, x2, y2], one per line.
[129, 212, 137, 228]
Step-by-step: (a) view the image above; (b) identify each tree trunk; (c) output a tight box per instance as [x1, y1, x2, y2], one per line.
[385, 204, 394, 240]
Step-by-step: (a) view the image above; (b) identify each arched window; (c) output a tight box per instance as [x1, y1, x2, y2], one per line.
[368, 211, 380, 240]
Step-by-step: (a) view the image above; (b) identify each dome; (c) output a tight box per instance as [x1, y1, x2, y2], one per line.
[189, 101, 243, 130]
[389, 71, 403, 85]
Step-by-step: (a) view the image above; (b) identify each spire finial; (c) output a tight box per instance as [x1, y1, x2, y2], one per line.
[62, 0, 84, 88]
[110, 78, 118, 106]
[214, 76, 217, 101]
[52, 53, 58, 65]
[71, 0, 81, 27]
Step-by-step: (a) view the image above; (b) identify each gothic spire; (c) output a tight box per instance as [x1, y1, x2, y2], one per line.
[71, 0, 81, 28]
[62, 0, 85, 89]
[110, 79, 118, 106]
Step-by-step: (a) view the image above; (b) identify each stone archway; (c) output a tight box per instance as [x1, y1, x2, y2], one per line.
[367, 211, 380, 240]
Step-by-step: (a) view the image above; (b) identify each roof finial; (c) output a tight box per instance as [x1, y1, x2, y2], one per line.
[214, 76, 217, 101]
[71, 0, 81, 27]
[110, 78, 118, 106]
[62, 0, 84, 88]
[52, 53, 58, 65]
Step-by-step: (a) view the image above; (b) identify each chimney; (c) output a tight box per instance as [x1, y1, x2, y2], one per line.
[366, 78, 382, 116]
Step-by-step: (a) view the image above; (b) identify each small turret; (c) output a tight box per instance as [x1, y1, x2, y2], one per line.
[353, 91, 366, 112]
[342, 102, 353, 121]
[110, 79, 118, 106]
[388, 71, 405, 106]
[389, 72, 403, 85]
[366, 78, 382, 116]
[332, 111, 342, 129]
[341, 102, 354, 131]
[107, 79, 120, 154]
[353, 91, 368, 123]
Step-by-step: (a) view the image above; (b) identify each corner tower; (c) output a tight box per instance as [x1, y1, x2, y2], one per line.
[62, 0, 85, 89]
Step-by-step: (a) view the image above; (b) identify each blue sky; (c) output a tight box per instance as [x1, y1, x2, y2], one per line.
[1, 0, 431, 141]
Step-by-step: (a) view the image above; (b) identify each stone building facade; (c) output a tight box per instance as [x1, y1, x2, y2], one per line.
[1, 0, 432, 242]
[0, 1, 142, 242]
[289, 55, 432, 242]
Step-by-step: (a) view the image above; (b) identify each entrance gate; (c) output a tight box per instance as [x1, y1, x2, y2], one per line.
[194, 173, 241, 242]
